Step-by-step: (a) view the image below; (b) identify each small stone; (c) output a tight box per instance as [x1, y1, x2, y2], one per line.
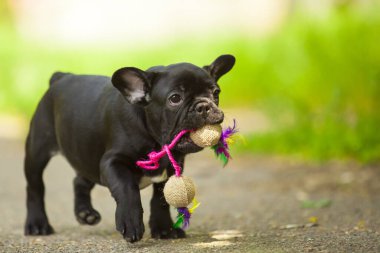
[305, 223, 318, 228]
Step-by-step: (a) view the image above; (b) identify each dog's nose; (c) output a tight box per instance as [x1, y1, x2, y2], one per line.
[195, 102, 211, 116]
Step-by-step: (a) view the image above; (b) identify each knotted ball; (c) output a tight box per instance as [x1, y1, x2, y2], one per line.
[190, 124, 222, 148]
[163, 175, 195, 208]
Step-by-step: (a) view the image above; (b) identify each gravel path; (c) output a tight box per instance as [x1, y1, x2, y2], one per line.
[1, 138, 379, 252]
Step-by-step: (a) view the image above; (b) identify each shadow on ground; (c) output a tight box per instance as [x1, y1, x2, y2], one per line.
[0, 138, 379, 252]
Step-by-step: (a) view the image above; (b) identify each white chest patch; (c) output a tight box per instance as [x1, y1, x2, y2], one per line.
[139, 170, 168, 189]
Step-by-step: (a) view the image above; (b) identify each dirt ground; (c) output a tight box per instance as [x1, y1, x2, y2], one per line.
[0, 138, 379, 253]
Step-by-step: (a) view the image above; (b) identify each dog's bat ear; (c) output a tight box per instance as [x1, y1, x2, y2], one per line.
[204, 54, 235, 81]
[111, 67, 154, 105]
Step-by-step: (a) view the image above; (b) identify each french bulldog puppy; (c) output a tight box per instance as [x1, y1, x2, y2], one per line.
[24, 55, 235, 242]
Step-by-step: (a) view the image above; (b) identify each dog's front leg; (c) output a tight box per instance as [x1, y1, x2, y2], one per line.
[149, 181, 186, 239]
[100, 156, 144, 243]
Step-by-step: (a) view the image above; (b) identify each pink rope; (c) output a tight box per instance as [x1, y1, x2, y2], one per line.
[136, 130, 189, 177]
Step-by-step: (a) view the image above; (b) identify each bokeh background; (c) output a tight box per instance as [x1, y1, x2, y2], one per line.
[1, 0, 379, 163]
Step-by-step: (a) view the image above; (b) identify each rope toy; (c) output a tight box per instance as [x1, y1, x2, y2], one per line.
[136, 120, 238, 229]
[190, 124, 222, 147]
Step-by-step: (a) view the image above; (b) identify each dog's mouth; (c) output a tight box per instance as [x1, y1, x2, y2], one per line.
[174, 131, 203, 154]
[171, 110, 224, 154]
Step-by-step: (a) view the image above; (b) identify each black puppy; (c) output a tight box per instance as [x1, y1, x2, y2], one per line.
[24, 54, 235, 242]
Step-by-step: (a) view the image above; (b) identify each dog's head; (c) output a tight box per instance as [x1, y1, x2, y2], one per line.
[111, 54, 235, 154]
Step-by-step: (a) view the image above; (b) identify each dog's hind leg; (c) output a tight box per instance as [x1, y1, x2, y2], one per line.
[24, 95, 57, 235]
[73, 175, 101, 225]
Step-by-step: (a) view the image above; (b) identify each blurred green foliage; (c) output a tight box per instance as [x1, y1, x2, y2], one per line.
[0, 5, 379, 162]
[240, 7, 380, 163]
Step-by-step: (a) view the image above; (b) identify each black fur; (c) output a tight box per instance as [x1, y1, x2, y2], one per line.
[24, 55, 235, 242]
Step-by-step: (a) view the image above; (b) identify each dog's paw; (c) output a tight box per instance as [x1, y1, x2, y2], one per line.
[151, 227, 186, 239]
[149, 211, 186, 239]
[116, 209, 145, 243]
[75, 207, 101, 225]
[117, 220, 145, 243]
[24, 218, 54, 236]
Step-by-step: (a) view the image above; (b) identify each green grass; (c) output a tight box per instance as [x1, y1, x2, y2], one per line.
[1, 5, 380, 163]
[237, 8, 380, 163]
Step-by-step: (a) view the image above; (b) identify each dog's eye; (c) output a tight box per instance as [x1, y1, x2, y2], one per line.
[213, 89, 220, 98]
[168, 94, 183, 105]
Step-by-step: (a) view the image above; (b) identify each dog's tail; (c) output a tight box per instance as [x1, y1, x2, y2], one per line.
[49, 71, 67, 86]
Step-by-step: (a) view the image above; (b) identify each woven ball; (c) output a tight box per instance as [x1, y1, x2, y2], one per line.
[190, 124, 222, 148]
[163, 175, 195, 208]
